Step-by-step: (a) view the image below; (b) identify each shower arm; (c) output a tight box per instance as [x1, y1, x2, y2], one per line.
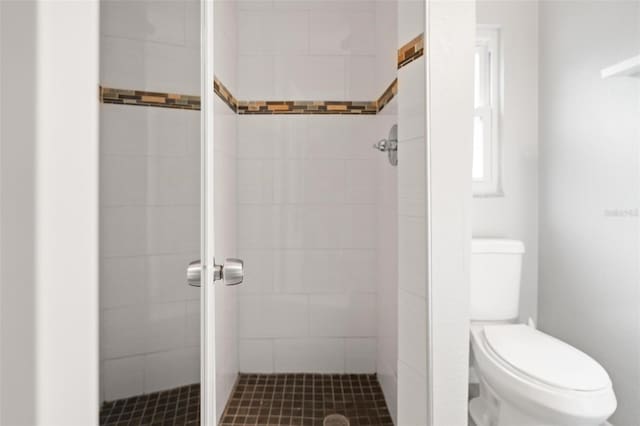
[372, 138, 397, 152]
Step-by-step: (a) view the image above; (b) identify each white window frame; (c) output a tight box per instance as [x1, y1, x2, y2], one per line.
[473, 26, 502, 196]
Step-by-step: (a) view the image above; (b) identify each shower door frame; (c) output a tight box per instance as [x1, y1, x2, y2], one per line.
[200, 0, 217, 424]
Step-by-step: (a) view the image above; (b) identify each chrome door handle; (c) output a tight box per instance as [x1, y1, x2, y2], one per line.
[187, 260, 202, 287]
[219, 258, 244, 286]
[187, 258, 244, 287]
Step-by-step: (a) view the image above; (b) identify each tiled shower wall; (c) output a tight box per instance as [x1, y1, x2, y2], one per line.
[99, 0, 201, 402]
[375, 0, 399, 423]
[236, 0, 391, 374]
[396, 2, 428, 425]
[236, 115, 381, 373]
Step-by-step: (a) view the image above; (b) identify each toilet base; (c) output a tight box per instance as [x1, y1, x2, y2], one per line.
[470, 394, 557, 426]
[469, 394, 613, 426]
[469, 397, 489, 426]
[469, 377, 542, 426]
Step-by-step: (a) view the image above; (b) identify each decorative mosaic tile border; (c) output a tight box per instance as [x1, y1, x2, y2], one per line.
[398, 33, 425, 69]
[100, 84, 386, 115]
[100, 33, 424, 114]
[100, 87, 200, 110]
[213, 77, 238, 112]
[237, 100, 378, 115]
[376, 79, 398, 113]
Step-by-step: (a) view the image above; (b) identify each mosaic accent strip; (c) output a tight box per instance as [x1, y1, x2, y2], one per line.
[398, 33, 425, 69]
[220, 374, 393, 426]
[237, 100, 378, 115]
[214, 77, 238, 112]
[101, 79, 397, 115]
[376, 79, 398, 113]
[100, 87, 200, 110]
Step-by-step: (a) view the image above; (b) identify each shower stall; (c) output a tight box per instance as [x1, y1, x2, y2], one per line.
[97, 0, 470, 425]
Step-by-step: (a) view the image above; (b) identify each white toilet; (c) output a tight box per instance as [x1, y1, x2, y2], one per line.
[469, 238, 617, 426]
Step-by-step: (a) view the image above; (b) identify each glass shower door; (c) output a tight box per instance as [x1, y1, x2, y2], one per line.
[198, 1, 243, 424]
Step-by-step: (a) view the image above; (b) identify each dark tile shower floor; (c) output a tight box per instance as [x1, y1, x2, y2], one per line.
[100, 374, 393, 426]
[100, 383, 200, 426]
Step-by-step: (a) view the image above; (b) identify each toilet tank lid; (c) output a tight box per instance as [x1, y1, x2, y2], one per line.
[472, 239, 525, 254]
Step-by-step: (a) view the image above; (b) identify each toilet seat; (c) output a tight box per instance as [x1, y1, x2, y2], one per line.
[470, 323, 617, 424]
[483, 324, 611, 392]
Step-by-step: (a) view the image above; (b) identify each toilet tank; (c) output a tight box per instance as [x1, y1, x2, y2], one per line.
[471, 239, 525, 321]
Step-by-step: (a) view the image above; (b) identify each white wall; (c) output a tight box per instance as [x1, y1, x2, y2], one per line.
[99, 0, 201, 401]
[538, 2, 640, 424]
[236, 0, 382, 374]
[1, 1, 100, 424]
[473, 0, 539, 323]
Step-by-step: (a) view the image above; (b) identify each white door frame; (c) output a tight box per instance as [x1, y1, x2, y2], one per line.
[200, 0, 217, 424]
[424, 1, 475, 425]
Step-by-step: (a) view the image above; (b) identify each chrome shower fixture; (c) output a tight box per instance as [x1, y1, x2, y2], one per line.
[373, 124, 398, 166]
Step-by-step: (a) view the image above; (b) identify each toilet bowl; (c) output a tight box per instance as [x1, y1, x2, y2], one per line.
[469, 239, 616, 426]
[469, 323, 616, 426]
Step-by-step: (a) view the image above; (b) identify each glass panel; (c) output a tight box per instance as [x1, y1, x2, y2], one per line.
[98, 1, 202, 420]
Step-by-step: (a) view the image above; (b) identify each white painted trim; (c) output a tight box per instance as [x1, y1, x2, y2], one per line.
[201, 1, 217, 424]
[426, 1, 474, 424]
[34, 1, 100, 423]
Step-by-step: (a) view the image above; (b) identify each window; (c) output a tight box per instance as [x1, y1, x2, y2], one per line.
[473, 27, 501, 196]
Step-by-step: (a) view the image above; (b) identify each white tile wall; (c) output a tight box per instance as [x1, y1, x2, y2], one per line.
[397, 0, 428, 418]
[144, 347, 200, 394]
[102, 356, 145, 401]
[238, 294, 309, 338]
[239, 339, 275, 373]
[236, 1, 378, 101]
[345, 338, 377, 373]
[375, 106, 399, 423]
[236, 115, 380, 373]
[274, 339, 346, 373]
[309, 294, 376, 337]
[398, 0, 425, 47]
[372, 1, 399, 420]
[397, 360, 428, 425]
